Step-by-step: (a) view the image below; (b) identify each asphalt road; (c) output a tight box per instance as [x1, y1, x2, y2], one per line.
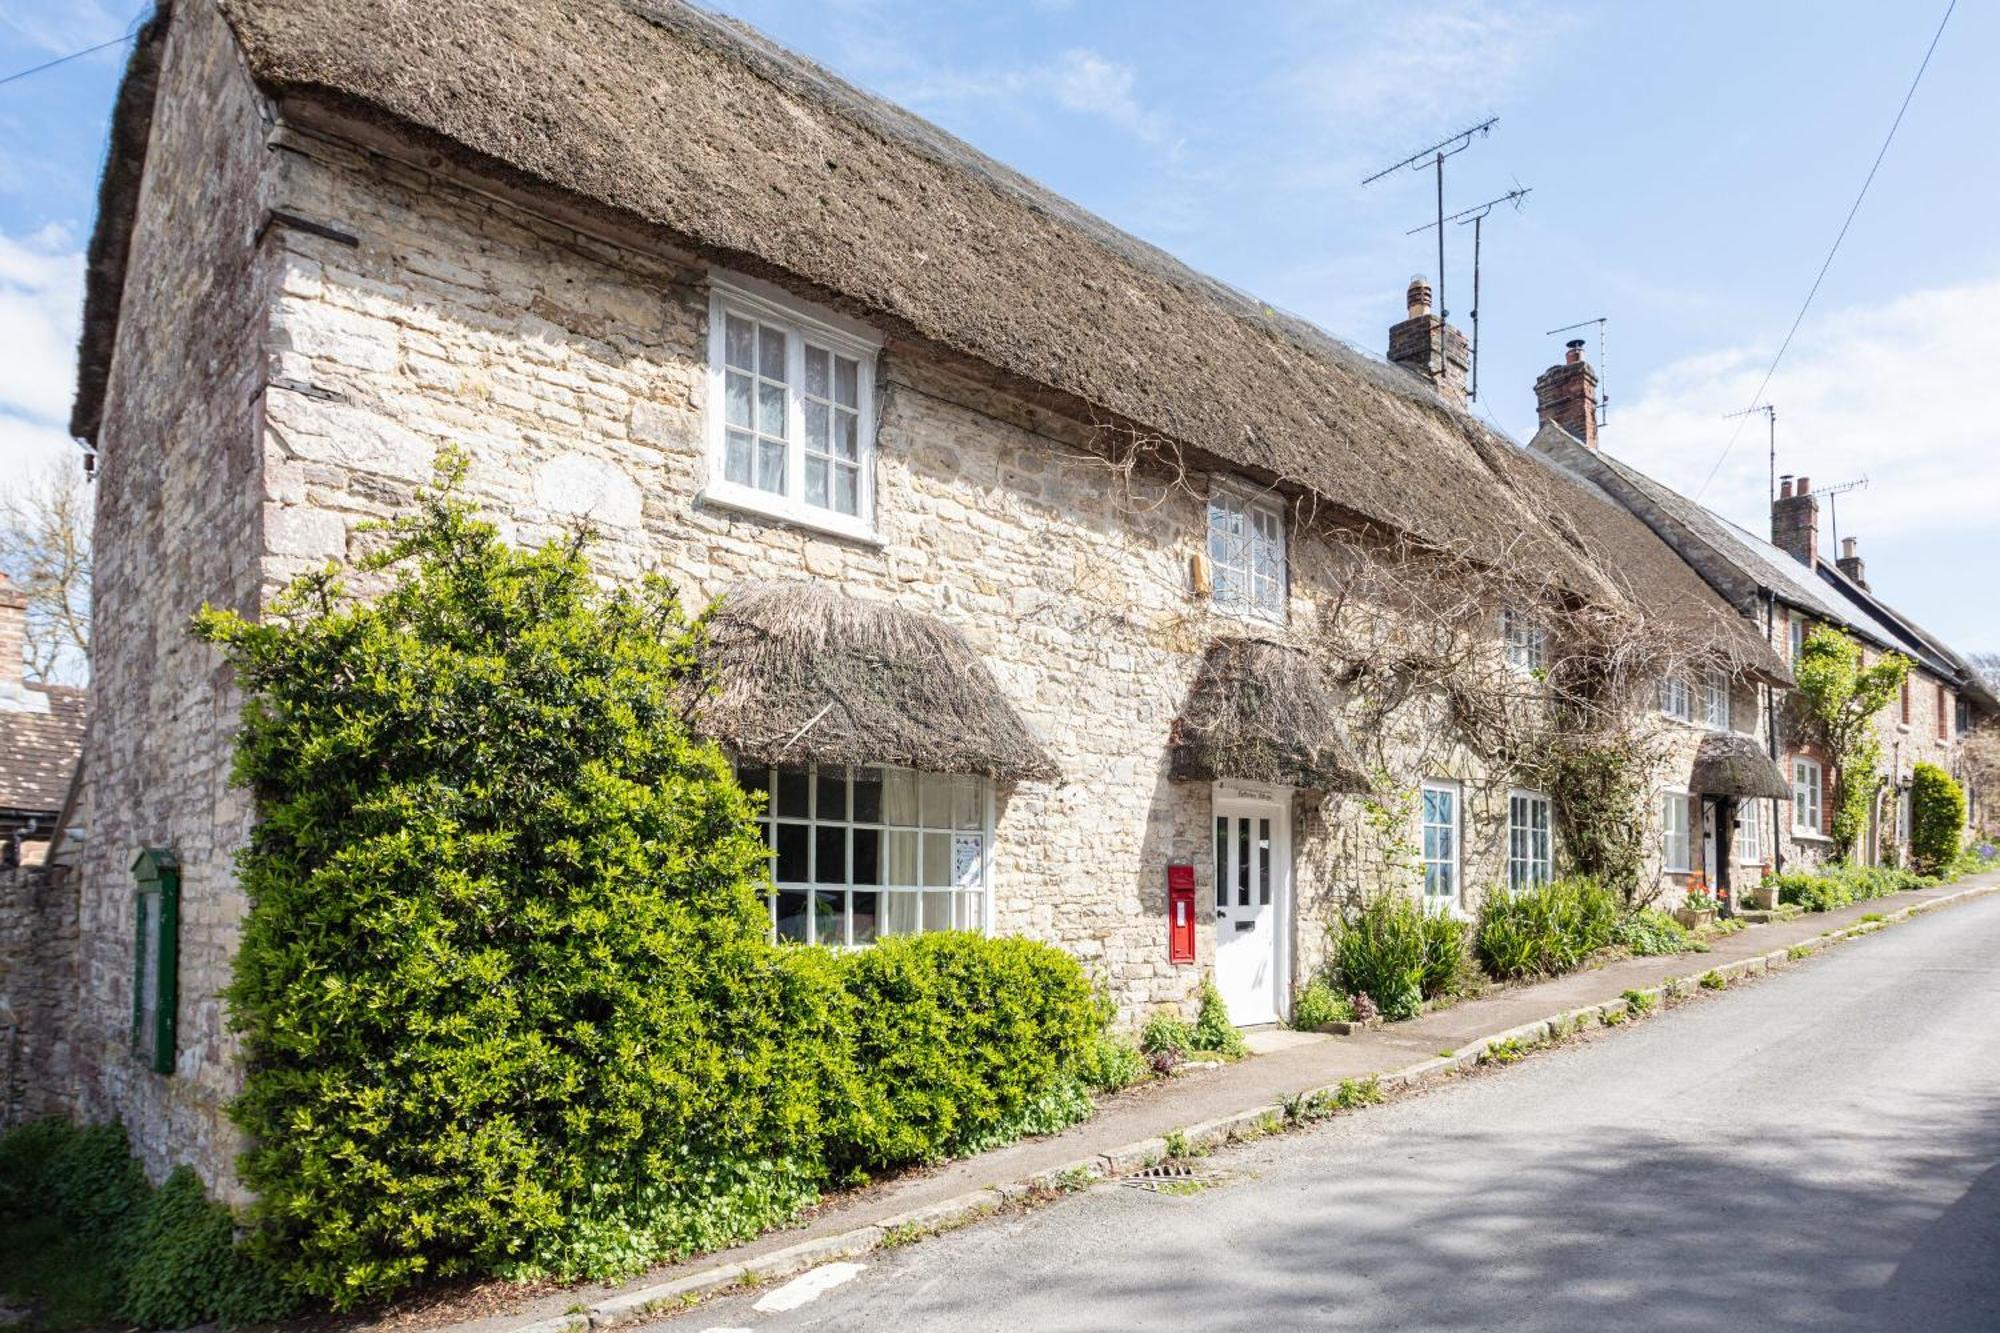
[674, 895, 2000, 1332]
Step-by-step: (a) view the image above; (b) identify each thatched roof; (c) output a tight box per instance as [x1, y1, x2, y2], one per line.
[1690, 732, 1789, 801]
[1170, 639, 1367, 793]
[68, 0, 1775, 680]
[690, 582, 1057, 782]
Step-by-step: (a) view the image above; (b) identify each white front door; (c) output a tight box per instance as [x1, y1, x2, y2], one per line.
[1213, 786, 1289, 1026]
[1702, 799, 1720, 885]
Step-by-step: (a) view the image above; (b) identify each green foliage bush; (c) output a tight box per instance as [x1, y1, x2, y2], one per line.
[1290, 976, 1354, 1030]
[1334, 895, 1465, 1021]
[1910, 762, 1967, 875]
[0, 1119, 298, 1329]
[1193, 980, 1248, 1056]
[1774, 863, 1926, 912]
[195, 458, 1101, 1307]
[1474, 878, 1620, 979]
[830, 932, 1096, 1169]
[1140, 1012, 1197, 1059]
[1613, 907, 1697, 957]
[1080, 1031, 1147, 1093]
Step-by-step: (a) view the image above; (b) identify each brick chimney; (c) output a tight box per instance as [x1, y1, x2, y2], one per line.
[1387, 275, 1469, 407]
[1772, 474, 1819, 568]
[0, 572, 43, 714]
[1534, 339, 1599, 449]
[1836, 536, 1868, 589]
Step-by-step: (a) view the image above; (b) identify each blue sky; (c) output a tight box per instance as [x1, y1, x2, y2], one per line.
[2, 1, 1993, 648]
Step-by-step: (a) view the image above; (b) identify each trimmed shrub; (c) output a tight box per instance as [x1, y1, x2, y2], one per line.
[1910, 762, 1967, 875]
[1334, 895, 1464, 1021]
[830, 932, 1096, 1169]
[1290, 976, 1354, 1030]
[1475, 878, 1620, 979]
[1614, 908, 1697, 957]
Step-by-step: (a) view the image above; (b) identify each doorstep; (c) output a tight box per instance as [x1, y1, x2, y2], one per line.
[427, 869, 2000, 1333]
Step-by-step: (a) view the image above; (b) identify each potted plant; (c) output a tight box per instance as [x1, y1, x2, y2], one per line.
[1676, 886, 1719, 929]
[1740, 866, 1778, 910]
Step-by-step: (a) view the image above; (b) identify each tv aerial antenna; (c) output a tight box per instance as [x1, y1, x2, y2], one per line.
[1363, 117, 1498, 331]
[1408, 186, 1531, 400]
[1545, 317, 1609, 426]
[1815, 475, 1869, 552]
[1722, 404, 1777, 503]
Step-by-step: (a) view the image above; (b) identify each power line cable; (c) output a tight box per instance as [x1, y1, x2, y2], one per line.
[0, 30, 137, 89]
[1693, 0, 1956, 500]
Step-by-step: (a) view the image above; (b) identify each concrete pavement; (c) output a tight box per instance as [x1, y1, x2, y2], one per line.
[671, 889, 2000, 1331]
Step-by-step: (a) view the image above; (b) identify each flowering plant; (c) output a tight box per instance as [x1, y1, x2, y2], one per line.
[1682, 887, 1719, 914]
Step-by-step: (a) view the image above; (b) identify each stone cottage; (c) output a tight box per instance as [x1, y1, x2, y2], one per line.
[1532, 395, 1995, 878]
[61, 0, 1805, 1194]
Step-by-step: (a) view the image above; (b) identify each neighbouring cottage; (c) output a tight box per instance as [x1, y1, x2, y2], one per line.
[52, 0, 1868, 1202]
[1531, 381, 1996, 880]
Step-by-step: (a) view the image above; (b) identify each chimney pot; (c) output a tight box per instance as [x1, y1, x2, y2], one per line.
[1533, 342, 1599, 448]
[1772, 473, 1820, 567]
[1841, 536, 1857, 559]
[1797, 476, 1812, 495]
[1565, 338, 1585, 364]
[1779, 475, 1794, 499]
[1406, 274, 1433, 319]
[1387, 275, 1467, 406]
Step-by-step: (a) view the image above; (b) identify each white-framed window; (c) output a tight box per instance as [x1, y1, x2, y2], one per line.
[1733, 800, 1770, 864]
[1898, 784, 1913, 846]
[1662, 791, 1692, 873]
[1660, 675, 1692, 723]
[1701, 669, 1730, 731]
[705, 277, 881, 541]
[1507, 790, 1553, 892]
[1789, 614, 1808, 664]
[1791, 756, 1823, 835]
[1502, 608, 1547, 676]
[736, 761, 989, 945]
[1420, 780, 1461, 905]
[1206, 485, 1287, 618]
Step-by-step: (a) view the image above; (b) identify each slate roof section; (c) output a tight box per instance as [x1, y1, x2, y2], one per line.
[0, 684, 86, 820]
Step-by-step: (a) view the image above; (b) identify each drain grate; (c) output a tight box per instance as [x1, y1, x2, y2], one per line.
[1120, 1162, 1228, 1193]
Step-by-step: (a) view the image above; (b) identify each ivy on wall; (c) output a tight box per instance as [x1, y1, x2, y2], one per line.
[1791, 627, 1908, 860]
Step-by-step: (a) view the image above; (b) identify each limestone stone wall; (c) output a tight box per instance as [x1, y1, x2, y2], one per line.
[0, 865, 78, 1126]
[74, 0, 276, 1200]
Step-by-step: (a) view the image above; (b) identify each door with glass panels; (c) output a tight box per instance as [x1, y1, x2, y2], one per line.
[1213, 793, 1288, 1026]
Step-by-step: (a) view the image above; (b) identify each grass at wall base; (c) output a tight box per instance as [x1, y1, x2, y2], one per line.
[185, 454, 1097, 1310]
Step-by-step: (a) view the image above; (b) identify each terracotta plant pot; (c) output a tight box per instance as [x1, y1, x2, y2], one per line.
[1675, 907, 1716, 930]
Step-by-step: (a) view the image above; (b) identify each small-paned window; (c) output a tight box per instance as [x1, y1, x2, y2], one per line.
[1733, 800, 1770, 864]
[1701, 670, 1730, 731]
[1507, 791, 1552, 892]
[1206, 487, 1287, 618]
[1661, 793, 1692, 873]
[707, 279, 879, 538]
[1502, 608, 1547, 676]
[1421, 780, 1461, 905]
[737, 762, 987, 945]
[1660, 675, 1692, 723]
[1792, 757, 1823, 835]
[1900, 679, 1912, 725]
[1790, 614, 1807, 664]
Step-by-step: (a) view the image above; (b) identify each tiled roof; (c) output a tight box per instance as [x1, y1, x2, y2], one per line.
[0, 684, 85, 817]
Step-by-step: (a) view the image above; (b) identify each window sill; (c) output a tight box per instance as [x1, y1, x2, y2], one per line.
[1205, 597, 1289, 629]
[698, 483, 885, 547]
[1790, 830, 1833, 844]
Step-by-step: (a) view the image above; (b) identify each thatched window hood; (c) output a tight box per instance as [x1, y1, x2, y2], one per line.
[1169, 638, 1367, 793]
[691, 582, 1058, 782]
[1690, 732, 1790, 801]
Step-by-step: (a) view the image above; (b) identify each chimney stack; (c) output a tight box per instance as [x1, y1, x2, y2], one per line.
[1533, 338, 1599, 449]
[0, 573, 42, 714]
[1836, 535, 1869, 589]
[1387, 275, 1469, 407]
[1772, 474, 1819, 568]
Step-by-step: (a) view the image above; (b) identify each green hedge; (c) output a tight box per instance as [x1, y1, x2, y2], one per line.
[191, 458, 1100, 1308]
[1475, 878, 1620, 979]
[1773, 863, 1928, 912]
[1910, 762, 1967, 875]
[1333, 894, 1468, 1020]
[0, 1119, 296, 1330]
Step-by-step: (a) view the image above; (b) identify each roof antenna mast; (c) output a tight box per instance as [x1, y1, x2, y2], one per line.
[1815, 475, 1870, 552]
[1722, 403, 1778, 503]
[1545, 317, 1609, 425]
[1363, 117, 1498, 342]
[1408, 186, 1531, 400]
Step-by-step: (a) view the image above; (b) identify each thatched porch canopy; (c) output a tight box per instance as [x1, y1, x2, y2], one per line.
[1690, 732, 1790, 801]
[691, 582, 1057, 782]
[1169, 638, 1367, 793]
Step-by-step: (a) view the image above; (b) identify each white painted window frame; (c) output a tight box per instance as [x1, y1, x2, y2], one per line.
[703, 274, 884, 544]
[1420, 779, 1463, 909]
[1659, 674, 1693, 723]
[1701, 668, 1730, 731]
[1791, 756, 1823, 836]
[1732, 799, 1770, 865]
[1205, 480, 1288, 622]
[1506, 788, 1553, 892]
[1661, 790, 1693, 873]
[1501, 608, 1547, 676]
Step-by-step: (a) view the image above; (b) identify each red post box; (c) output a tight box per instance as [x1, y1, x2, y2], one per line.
[1167, 862, 1197, 965]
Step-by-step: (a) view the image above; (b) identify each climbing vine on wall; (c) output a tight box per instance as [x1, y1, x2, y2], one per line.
[1791, 627, 1908, 861]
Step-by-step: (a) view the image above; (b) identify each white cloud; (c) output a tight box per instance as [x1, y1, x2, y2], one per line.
[890, 47, 1164, 141]
[1608, 277, 2000, 545]
[0, 225, 85, 504]
[1286, 2, 1557, 132]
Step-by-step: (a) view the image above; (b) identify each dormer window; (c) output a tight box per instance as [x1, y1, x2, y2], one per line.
[1660, 674, 1692, 723]
[705, 275, 881, 541]
[1207, 485, 1286, 619]
[1501, 608, 1546, 676]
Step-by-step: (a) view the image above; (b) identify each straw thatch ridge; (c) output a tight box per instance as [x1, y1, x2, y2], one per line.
[691, 582, 1057, 782]
[1170, 638, 1368, 793]
[1690, 732, 1790, 801]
